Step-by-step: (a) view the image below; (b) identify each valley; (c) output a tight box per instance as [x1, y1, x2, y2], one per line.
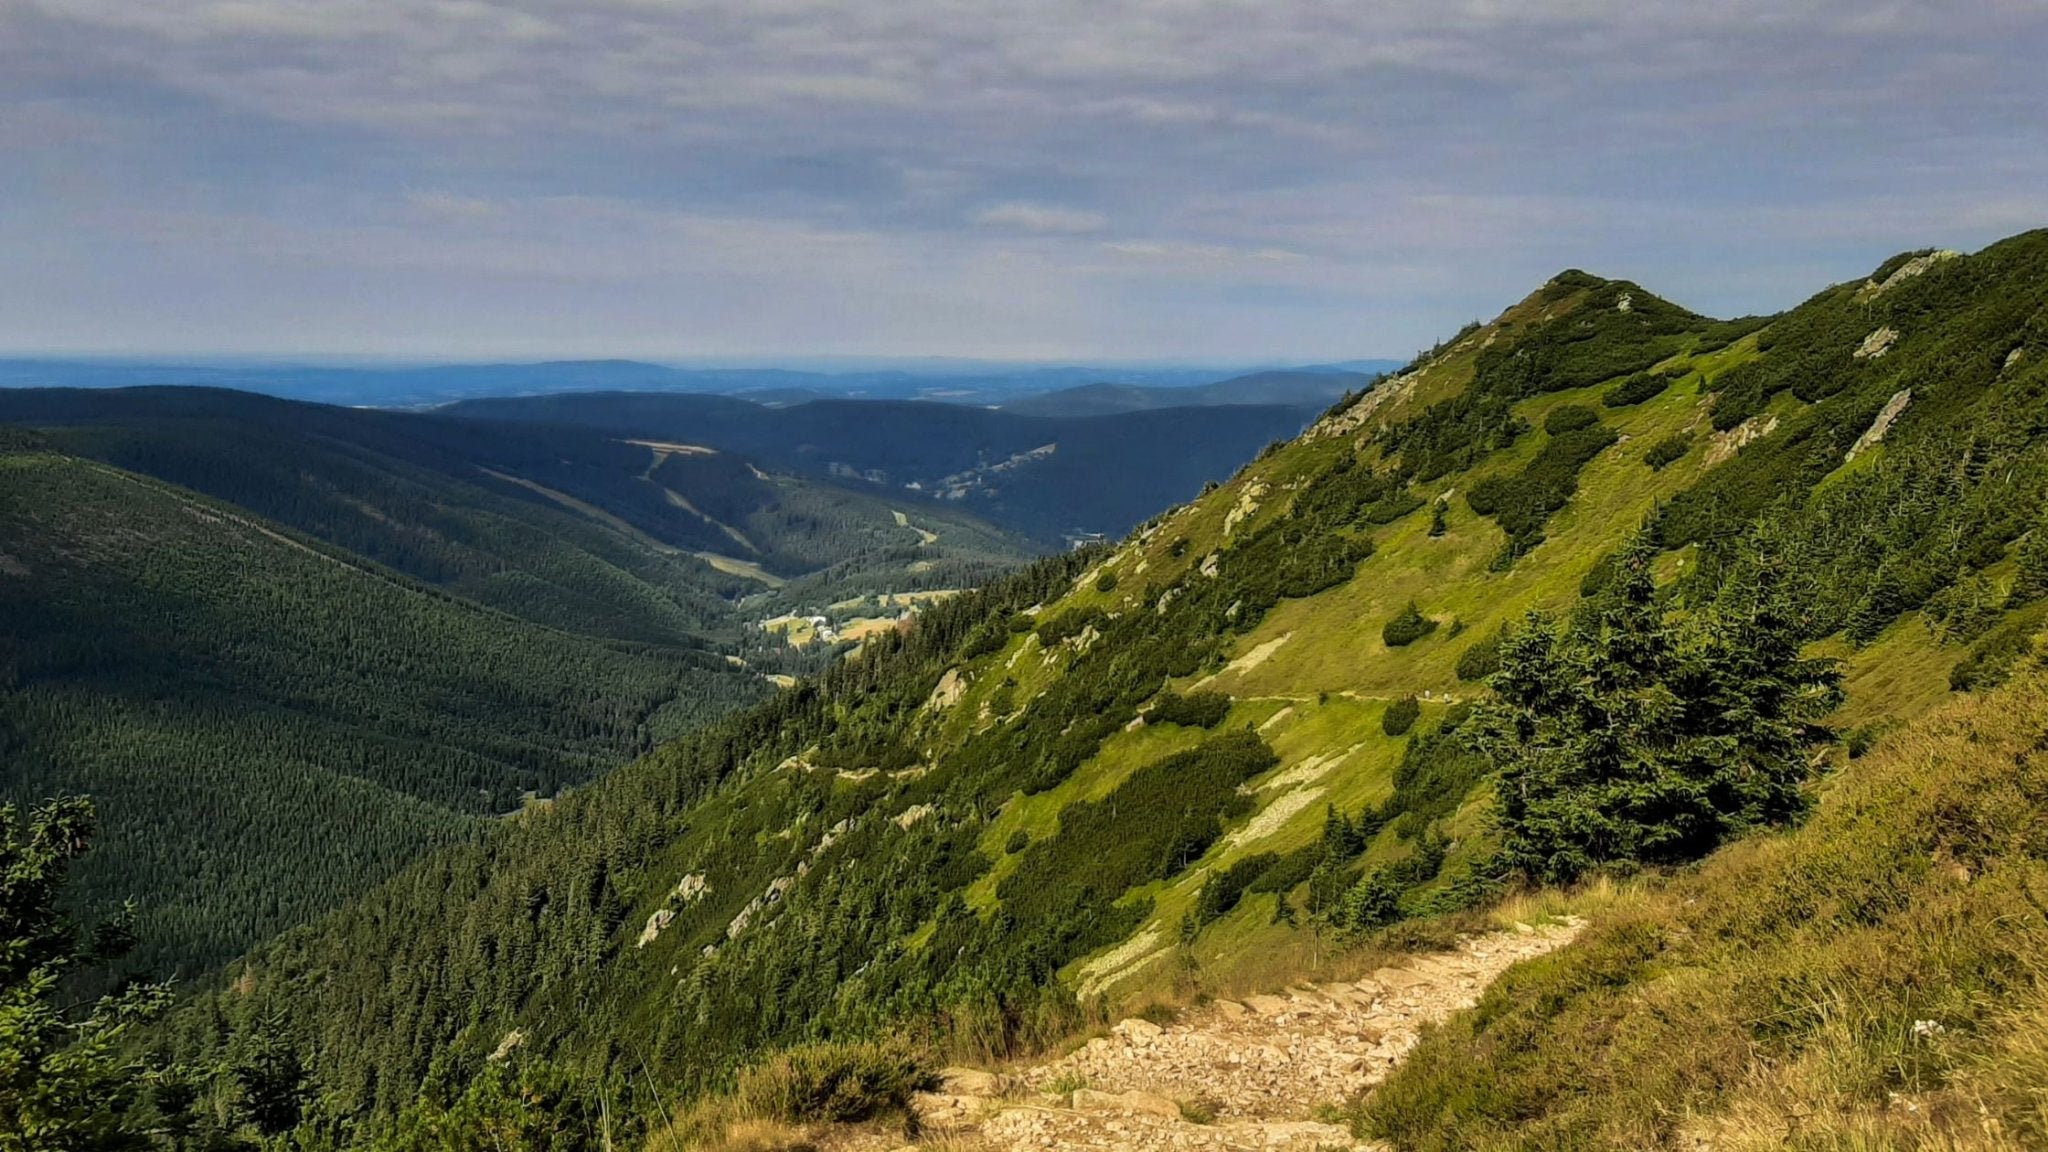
[443, 392, 1327, 542]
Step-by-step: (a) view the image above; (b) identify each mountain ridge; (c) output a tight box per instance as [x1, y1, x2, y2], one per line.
[129, 228, 2048, 1147]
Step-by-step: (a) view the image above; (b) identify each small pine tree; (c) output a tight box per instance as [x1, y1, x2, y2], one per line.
[1382, 602, 1438, 648]
[1382, 695, 1421, 736]
[2011, 529, 2048, 606]
[1319, 804, 1362, 859]
[1428, 500, 1449, 537]
[1336, 871, 1403, 934]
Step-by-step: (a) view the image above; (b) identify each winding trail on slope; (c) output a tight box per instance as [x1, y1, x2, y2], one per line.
[905, 918, 1583, 1152]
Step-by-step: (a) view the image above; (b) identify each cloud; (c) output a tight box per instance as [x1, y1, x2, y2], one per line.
[1103, 241, 1304, 266]
[0, 0, 2042, 357]
[974, 202, 1109, 234]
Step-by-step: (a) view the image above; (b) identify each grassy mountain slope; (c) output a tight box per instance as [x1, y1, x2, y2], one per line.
[0, 388, 1029, 645]
[0, 438, 768, 976]
[150, 231, 2048, 1145]
[442, 392, 1320, 541]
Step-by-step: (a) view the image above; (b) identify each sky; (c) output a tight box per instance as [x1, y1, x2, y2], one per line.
[2, 1, 2045, 362]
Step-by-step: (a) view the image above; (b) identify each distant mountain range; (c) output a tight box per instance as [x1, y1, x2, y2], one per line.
[0, 356, 1399, 409]
[444, 390, 1328, 541]
[999, 368, 1381, 417]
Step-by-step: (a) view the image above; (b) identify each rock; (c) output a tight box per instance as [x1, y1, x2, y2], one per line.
[1213, 999, 1248, 1018]
[1070, 1089, 1183, 1119]
[1846, 388, 1912, 461]
[1854, 325, 1900, 359]
[1114, 1016, 1165, 1043]
[1244, 994, 1291, 1015]
[1372, 967, 1431, 991]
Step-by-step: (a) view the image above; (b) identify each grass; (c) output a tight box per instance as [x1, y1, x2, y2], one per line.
[649, 1040, 937, 1152]
[1357, 652, 2048, 1150]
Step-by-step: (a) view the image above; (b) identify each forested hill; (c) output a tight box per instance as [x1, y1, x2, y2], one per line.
[442, 391, 1321, 541]
[0, 439, 770, 977]
[0, 386, 1030, 642]
[146, 230, 2048, 1146]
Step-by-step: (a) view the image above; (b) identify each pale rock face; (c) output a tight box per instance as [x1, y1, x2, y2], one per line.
[1705, 414, 1780, 466]
[1856, 249, 1959, 301]
[926, 667, 968, 711]
[1846, 389, 1913, 461]
[1854, 326, 1900, 359]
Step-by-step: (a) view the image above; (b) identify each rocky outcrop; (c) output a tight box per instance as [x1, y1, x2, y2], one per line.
[1846, 389, 1912, 461]
[1854, 326, 1900, 360]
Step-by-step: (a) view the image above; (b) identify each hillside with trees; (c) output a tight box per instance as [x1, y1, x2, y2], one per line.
[54, 229, 2048, 1148]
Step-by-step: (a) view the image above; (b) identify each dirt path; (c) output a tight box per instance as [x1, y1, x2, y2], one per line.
[907, 919, 1582, 1152]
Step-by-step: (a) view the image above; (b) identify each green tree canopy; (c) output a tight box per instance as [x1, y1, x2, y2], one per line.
[1, 797, 167, 1152]
[1477, 536, 1842, 883]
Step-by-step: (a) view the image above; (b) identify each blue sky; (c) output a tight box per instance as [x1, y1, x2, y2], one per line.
[3, 1, 2044, 361]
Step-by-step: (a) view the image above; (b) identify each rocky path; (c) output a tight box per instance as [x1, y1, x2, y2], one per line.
[909, 918, 1582, 1152]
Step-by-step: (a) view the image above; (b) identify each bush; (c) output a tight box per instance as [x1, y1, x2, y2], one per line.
[1334, 870, 1403, 934]
[1035, 606, 1105, 646]
[1455, 631, 1503, 681]
[1145, 689, 1232, 729]
[734, 1041, 937, 1126]
[1544, 404, 1601, 435]
[1464, 421, 1619, 554]
[1194, 852, 1280, 924]
[1094, 571, 1119, 594]
[1361, 490, 1425, 525]
[1601, 372, 1672, 408]
[1381, 695, 1421, 736]
[1643, 433, 1691, 470]
[1004, 829, 1029, 855]
[1382, 602, 1438, 648]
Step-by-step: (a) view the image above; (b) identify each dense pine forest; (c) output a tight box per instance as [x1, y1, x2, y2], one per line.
[0, 388, 1030, 647]
[17, 230, 2032, 1149]
[0, 441, 773, 977]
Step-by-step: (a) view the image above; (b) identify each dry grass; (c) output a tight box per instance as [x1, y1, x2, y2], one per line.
[646, 1041, 936, 1152]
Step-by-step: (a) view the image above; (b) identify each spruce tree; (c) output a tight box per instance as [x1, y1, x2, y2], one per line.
[1479, 535, 1841, 883]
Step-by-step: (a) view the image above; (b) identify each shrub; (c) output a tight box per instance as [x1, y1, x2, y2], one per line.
[1365, 663, 2048, 1150]
[1455, 631, 1503, 681]
[1544, 404, 1601, 435]
[1643, 433, 1691, 470]
[1145, 689, 1233, 729]
[1382, 602, 1438, 648]
[734, 1041, 937, 1126]
[1334, 870, 1404, 934]
[1601, 371, 1672, 408]
[1194, 852, 1280, 924]
[1428, 500, 1448, 537]
[1003, 829, 1029, 855]
[1381, 695, 1421, 736]
[1094, 571, 1119, 594]
[1361, 490, 1425, 525]
[1464, 421, 1619, 554]
[1035, 606, 1105, 646]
